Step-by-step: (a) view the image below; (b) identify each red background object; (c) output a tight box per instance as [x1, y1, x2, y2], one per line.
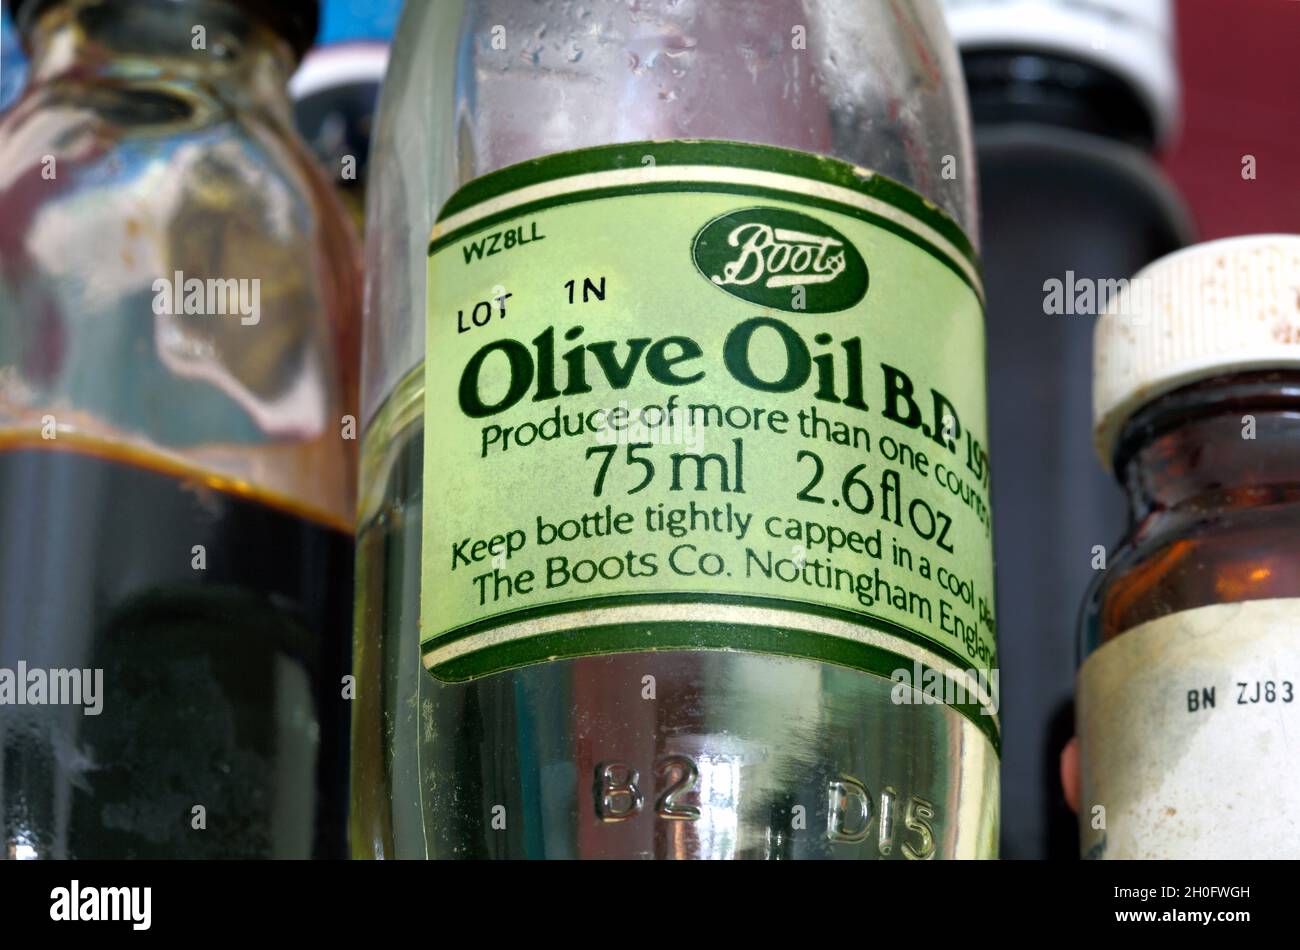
[1161, 0, 1300, 238]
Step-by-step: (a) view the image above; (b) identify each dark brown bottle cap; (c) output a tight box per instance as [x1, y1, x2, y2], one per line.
[8, 0, 320, 63]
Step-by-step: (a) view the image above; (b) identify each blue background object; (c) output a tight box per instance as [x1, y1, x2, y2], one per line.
[318, 0, 403, 46]
[0, 0, 406, 113]
[1, 6, 28, 111]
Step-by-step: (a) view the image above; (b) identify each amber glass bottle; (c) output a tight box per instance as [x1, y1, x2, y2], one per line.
[1078, 235, 1300, 858]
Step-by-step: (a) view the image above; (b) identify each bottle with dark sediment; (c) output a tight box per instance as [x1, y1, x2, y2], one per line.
[0, 0, 359, 859]
[355, 0, 998, 859]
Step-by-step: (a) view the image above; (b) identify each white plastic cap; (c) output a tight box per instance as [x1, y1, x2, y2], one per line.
[1093, 235, 1300, 469]
[942, 0, 1179, 146]
[289, 41, 390, 101]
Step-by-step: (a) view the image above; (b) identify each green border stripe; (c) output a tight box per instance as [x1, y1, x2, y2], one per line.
[427, 620, 1000, 753]
[429, 181, 981, 298]
[435, 139, 978, 269]
[422, 590, 988, 675]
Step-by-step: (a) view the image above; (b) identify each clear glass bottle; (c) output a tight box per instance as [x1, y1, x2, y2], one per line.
[0, 0, 359, 858]
[355, 0, 997, 859]
[1079, 235, 1300, 858]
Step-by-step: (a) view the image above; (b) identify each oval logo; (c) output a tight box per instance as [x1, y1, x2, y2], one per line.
[692, 207, 868, 313]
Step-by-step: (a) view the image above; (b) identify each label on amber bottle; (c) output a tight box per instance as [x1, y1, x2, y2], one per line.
[420, 140, 997, 744]
[1078, 598, 1300, 858]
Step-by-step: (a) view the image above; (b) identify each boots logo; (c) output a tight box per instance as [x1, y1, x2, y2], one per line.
[692, 207, 868, 313]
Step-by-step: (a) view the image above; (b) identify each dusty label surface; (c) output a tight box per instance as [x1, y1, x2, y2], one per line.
[1079, 598, 1300, 858]
[421, 140, 996, 736]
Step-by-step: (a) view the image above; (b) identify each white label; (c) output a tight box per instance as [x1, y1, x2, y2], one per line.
[1078, 598, 1300, 859]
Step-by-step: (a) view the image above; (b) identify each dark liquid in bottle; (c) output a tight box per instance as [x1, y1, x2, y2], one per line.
[0, 442, 353, 859]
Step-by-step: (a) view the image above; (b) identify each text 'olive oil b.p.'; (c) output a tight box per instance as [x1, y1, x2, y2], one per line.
[354, 0, 999, 859]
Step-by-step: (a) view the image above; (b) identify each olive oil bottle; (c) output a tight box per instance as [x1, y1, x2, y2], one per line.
[354, 0, 998, 859]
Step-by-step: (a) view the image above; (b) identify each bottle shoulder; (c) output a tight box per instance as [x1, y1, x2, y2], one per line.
[2, 77, 319, 203]
[0, 72, 356, 298]
[0, 75, 360, 526]
[1082, 495, 1300, 658]
[361, 0, 978, 427]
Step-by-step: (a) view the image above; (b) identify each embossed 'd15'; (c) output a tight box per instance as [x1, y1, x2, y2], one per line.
[352, 0, 998, 859]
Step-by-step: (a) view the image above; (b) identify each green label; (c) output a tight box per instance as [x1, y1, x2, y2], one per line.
[422, 140, 998, 736]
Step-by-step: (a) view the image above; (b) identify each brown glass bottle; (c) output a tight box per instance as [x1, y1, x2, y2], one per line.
[1083, 370, 1300, 649]
[1077, 235, 1300, 859]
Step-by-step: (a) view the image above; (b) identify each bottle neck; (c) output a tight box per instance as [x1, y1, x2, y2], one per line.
[1116, 373, 1300, 521]
[961, 49, 1157, 150]
[22, 0, 297, 119]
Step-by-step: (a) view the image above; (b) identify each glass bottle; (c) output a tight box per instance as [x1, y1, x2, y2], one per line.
[355, 0, 998, 859]
[0, 0, 359, 858]
[941, 0, 1191, 858]
[1079, 235, 1300, 858]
